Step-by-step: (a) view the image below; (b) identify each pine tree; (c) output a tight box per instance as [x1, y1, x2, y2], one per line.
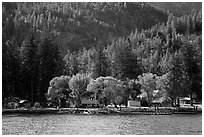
[47, 12, 52, 29]
[166, 13, 177, 53]
[36, 14, 40, 28]
[111, 38, 140, 80]
[38, 38, 53, 100]
[167, 51, 185, 106]
[20, 34, 39, 104]
[64, 51, 79, 76]
[87, 48, 97, 75]
[186, 15, 192, 35]
[52, 44, 65, 76]
[64, 50, 72, 76]
[2, 39, 20, 99]
[181, 40, 201, 105]
[38, 37, 64, 103]
[77, 48, 89, 74]
[92, 44, 109, 78]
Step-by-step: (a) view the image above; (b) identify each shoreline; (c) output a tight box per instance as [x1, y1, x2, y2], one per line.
[2, 106, 202, 115]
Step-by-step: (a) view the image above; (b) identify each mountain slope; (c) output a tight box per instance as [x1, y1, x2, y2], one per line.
[3, 2, 168, 54]
[149, 2, 202, 15]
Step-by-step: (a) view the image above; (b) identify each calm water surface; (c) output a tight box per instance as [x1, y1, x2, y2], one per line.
[2, 114, 202, 135]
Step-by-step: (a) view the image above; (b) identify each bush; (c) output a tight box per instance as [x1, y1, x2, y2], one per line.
[34, 102, 41, 108]
[140, 100, 149, 107]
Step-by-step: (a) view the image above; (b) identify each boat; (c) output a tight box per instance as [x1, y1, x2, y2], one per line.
[82, 110, 92, 115]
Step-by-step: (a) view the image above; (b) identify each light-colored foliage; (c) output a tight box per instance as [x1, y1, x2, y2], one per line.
[69, 73, 91, 106]
[50, 75, 70, 89]
[155, 73, 169, 99]
[47, 75, 71, 103]
[138, 73, 157, 103]
[87, 76, 126, 106]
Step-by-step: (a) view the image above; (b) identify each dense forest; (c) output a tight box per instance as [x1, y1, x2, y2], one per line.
[2, 2, 202, 107]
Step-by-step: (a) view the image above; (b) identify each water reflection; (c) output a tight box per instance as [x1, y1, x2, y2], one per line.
[2, 114, 202, 135]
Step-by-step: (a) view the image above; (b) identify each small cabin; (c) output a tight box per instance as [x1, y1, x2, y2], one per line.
[179, 97, 191, 106]
[81, 99, 100, 108]
[128, 100, 141, 107]
[152, 97, 172, 107]
[3, 97, 20, 109]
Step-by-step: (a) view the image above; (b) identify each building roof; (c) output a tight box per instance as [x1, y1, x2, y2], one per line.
[152, 97, 171, 103]
[81, 99, 99, 105]
[179, 97, 190, 101]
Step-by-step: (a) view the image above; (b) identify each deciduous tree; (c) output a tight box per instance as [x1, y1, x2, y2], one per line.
[69, 73, 91, 107]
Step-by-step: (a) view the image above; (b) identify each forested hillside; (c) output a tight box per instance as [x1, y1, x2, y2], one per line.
[3, 2, 167, 54]
[2, 2, 202, 107]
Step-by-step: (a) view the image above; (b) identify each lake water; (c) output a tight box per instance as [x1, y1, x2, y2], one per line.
[2, 113, 202, 135]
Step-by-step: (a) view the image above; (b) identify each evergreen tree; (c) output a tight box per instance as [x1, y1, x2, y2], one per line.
[64, 51, 79, 76]
[87, 47, 97, 75]
[47, 12, 52, 29]
[167, 51, 185, 106]
[20, 34, 39, 104]
[38, 37, 60, 103]
[63, 50, 72, 76]
[186, 15, 192, 35]
[2, 9, 15, 43]
[52, 44, 65, 76]
[180, 40, 201, 104]
[2, 39, 20, 99]
[92, 44, 109, 78]
[77, 48, 89, 74]
[111, 38, 140, 80]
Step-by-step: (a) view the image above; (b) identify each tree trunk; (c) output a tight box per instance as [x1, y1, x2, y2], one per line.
[125, 98, 128, 107]
[148, 99, 151, 107]
[31, 79, 33, 106]
[177, 97, 180, 107]
[104, 97, 108, 106]
[12, 80, 15, 97]
[113, 102, 117, 108]
[94, 91, 97, 108]
[171, 97, 174, 107]
[77, 96, 81, 108]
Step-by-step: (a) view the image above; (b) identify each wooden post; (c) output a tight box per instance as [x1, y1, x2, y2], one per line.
[157, 106, 159, 114]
